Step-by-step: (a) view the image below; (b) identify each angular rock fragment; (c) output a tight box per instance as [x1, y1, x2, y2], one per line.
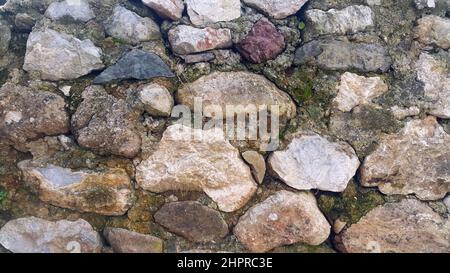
[176, 71, 296, 120]
[269, 133, 359, 192]
[333, 72, 388, 112]
[294, 39, 392, 73]
[336, 199, 450, 253]
[237, 18, 285, 64]
[414, 15, 450, 49]
[242, 0, 308, 20]
[105, 6, 160, 45]
[0, 217, 102, 253]
[104, 228, 163, 253]
[181, 52, 215, 64]
[18, 160, 134, 216]
[168, 25, 232, 55]
[234, 190, 330, 252]
[154, 201, 228, 242]
[361, 117, 450, 201]
[0, 83, 69, 146]
[23, 29, 104, 81]
[242, 151, 266, 184]
[305, 5, 374, 36]
[93, 49, 174, 84]
[142, 0, 184, 21]
[45, 0, 95, 22]
[71, 86, 141, 158]
[136, 124, 257, 212]
[185, 0, 241, 26]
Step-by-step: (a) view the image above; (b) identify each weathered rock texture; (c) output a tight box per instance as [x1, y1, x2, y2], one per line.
[0, 217, 102, 253]
[242, 0, 308, 19]
[0, 83, 69, 146]
[18, 160, 134, 216]
[361, 117, 450, 201]
[333, 72, 389, 112]
[337, 199, 450, 253]
[104, 228, 163, 253]
[154, 201, 228, 242]
[23, 29, 104, 81]
[186, 0, 241, 26]
[269, 133, 359, 192]
[177, 71, 296, 120]
[136, 124, 257, 212]
[414, 15, 450, 49]
[169, 25, 232, 55]
[71, 86, 142, 158]
[234, 191, 330, 252]
[45, 0, 95, 23]
[142, 0, 184, 21]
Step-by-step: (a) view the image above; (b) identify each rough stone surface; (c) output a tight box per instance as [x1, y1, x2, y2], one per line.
[269, 133, 359, 192]
[45, 0, 95, 23]
[169, 25, 232, 55]
[305, 5, 374, 36]
[142, 0, 184, 21]
[237, 18, 285, 64]
[416, 53, 450, 118]
[0, 217, 102, 253]
[0, 20, 11, 56]
[93, 49, 174, 84]
[242, 151, 266, 184]
[177, 71, 297, 120]
[294, 39, 392, 72]
[361, 117, 450, 201]
[18, 160, 134, 216]
[444, 196, 450, 212]
[136, 124, 257, 212]
[105, 6, 160, 45]
[337, 199, 450, 253]
[414, 15, 450, 49]
[0, 83, 69, 146]
[23, 29, 104, 81]
[186, 0, 241, 26]
[154, 201, 228, 242]
[136, 83, 174, 117]
[242, 0, 308, 19]
[234, 190, 331, 253]
[104, 228, 163, 253]
[333, 72, 388, 112]
[71, 86, 142, 158]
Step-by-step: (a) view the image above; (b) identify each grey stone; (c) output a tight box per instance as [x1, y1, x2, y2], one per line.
[104, 228, 163, 253]
[45, 0, 95, 23]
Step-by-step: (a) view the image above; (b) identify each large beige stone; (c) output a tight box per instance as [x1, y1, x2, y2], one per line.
[269, 133, 360, 192]
[136, 124, 257, 212]
[142, 0, 184, 21]
[234, 190, 330, 252]
[176, 71, 297, 120]
[361, 117, 450, 200]
[18, 160, 134, 216]
[337, 199, 450, 253]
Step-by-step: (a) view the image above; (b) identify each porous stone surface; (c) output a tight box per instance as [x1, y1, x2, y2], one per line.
[0, 217, 102, 253]
[414, 15, 450, 49]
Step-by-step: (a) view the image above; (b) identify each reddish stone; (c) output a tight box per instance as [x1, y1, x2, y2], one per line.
[237, 18, 286, 64]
